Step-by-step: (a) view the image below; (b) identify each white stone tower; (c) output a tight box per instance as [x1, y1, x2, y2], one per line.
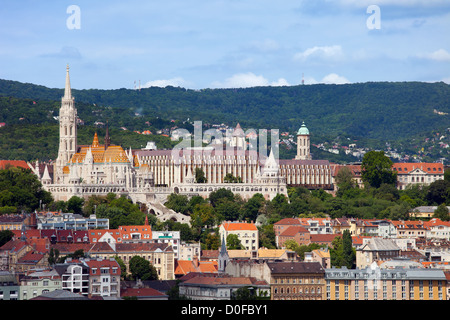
[54, 64, 77, 183]
[295, 121, 311, 160]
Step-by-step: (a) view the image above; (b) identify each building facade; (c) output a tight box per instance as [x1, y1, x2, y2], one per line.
[219, 221, 259, 252]
[325, 266, 447, 300]
[267, 261, 325, 300]
[83, 258, 121, 299]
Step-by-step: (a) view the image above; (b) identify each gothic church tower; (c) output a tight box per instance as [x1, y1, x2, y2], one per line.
[54, 65, 77, 183]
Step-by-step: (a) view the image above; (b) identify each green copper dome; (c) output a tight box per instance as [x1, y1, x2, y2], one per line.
[297, 122, 309, 135]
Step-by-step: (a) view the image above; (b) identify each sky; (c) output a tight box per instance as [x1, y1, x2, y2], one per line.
[0, 0, 449, 90]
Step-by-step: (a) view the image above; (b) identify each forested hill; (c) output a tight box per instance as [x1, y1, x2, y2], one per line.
[0, 78, 449, 143]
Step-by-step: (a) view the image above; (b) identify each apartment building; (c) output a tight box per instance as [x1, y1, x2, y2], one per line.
[20, 269, 61, 300]
[267, 261, 325, 300]
[219, 221, 258, 252]
[325, 266, 447, 300]
[83, 258, 120, 299]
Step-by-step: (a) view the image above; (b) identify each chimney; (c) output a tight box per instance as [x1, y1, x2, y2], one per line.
[193, 255, 199, 268]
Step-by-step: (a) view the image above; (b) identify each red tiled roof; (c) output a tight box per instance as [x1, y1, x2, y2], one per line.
[310, 234, 340, 243]
[121, 287, 166, 298]
[274, 218, 300, 226]
[280, 226, 309, 237]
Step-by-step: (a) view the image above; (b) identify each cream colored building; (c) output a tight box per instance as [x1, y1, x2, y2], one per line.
[325, 266, 447, 300]
[219, 221, 259, 252]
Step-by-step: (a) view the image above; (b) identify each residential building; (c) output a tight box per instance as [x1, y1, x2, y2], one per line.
[356, 238, 401, 269]
[393, 162, 444, 190]
[310, 234, 340, 247]
[54, 261, 90, 296]
[83, 258, 120, 299]
[178, 241, 201, 261]
[277, 226, 310, 248]
[274, 218, 303, 247]
[325, 265, 447, 300]
[0, 214, 27, 232]
[219, 221, 259, 252]
[409, 206, 450, 219]
[424, 218, 450, 240]
[152, 230, 180, 259]
[304, 248, 331, 269]
[0, 271, 20, 300]
[331, 218, 351, 235]
[88, 242, 175, 280]
[14, 251, 48, 274]
[0, 240, 32, 272]
[37, 211, 109, 230]
[370, 220, 397, 238]
[19, 269, 62, 300]
[391, 220, 427, 239]
[174, 258, 218, 278]
[267, 261, 325, 300]
[179, 275, 270, 300]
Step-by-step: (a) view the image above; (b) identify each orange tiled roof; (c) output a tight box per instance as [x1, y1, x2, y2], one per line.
[119, 225, 152, 240]
[0, 160, 30, 170]
[221, 221, 257, 231]
[392, 162, 444, 174]
[174, 260, 218, 276]
[390, 220, 425, 229]
[69, 134, 130, 164]
[423, 218, 450, 229]
[88, 229, 121, 243]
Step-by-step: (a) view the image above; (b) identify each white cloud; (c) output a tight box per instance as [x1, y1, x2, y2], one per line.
[421, 49, 450, 62]
[304, 73, 351, 85]
[142, 77, 189, 88]
[321, 73, 350, 84]
[211, 72, 290, 88]
[293, 45, 344, 61]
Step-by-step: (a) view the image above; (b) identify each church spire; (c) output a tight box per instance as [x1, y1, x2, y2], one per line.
[92, 132, 100, 147]
[104, 121, 111, 150]
[64, 64, 72, 100]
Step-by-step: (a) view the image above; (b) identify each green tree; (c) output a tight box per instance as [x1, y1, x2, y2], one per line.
[48, 248, 60, 266]
[427, 179, 450, 205]
[67, 196, 85, 215]
[164, 193, 190, 214]
[0, 230, 14, 247]
[129, 255, 158, 280]
[203, 232, 220, 250]
[335, 166, 357, 196]
[361, 151, 397, 188]
[258, 224, 276, 249]
[215, 200, 241, 222]
[195, 167, 207, 183]
[208, 188, 234, 207]
[226, 234, 243, 250]
[114, 255, 127, 279]
[433, 203, 450, 221]
[330, 230, 355, 269]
